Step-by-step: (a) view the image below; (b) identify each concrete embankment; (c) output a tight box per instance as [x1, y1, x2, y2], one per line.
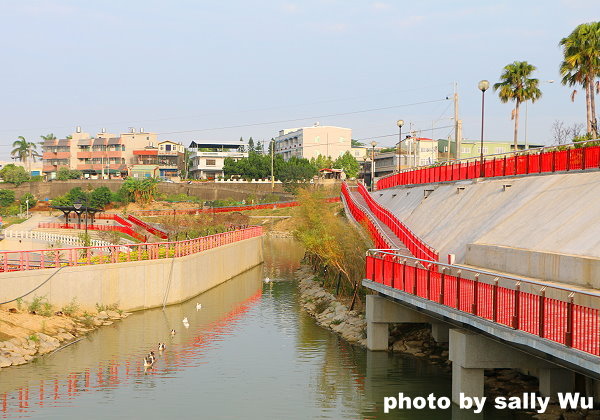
[0, 236, 263, 312]
[375, 172, 600, 288]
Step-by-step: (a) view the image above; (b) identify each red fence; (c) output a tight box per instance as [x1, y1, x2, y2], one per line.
[341, 183, 391, 249]
[126, 215, 169, 239]
[365, 250, 600, 357]
[352, 182, 439, 261]
[377, 142, 600, 190]
[95, 213, 133, 227]
[38, 222, 147, 242]
[130, 198, 340, 216]
[0, 226, 262, 273]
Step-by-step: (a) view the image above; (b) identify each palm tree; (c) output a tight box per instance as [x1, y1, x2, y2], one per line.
[493, 61, 542, 152]
[11, 136, 40, 173]
[40, 133, 56, 145]
[559, 22, 600, 138]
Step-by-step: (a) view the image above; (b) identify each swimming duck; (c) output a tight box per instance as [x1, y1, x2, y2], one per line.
[196, 303, 202, 311]
[264, 277, 271, 283]
[170, 329, 176, 336]
[182, 317, 188, 324]
[143, 355, 154, 368]
[158, 343, 166, 352]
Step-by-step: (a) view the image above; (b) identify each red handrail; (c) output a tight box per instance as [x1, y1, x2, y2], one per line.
[126, 215, 169, 239]
[377, 140, 600, 190]
[0, 226, 262, 273]
[38, 222, 147, 242]
[365, 249, 600, 358]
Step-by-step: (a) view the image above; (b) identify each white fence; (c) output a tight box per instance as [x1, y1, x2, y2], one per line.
[2, 230, 116, 248]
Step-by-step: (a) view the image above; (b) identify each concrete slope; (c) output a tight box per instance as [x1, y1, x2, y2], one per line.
[374, 171, 600, 275]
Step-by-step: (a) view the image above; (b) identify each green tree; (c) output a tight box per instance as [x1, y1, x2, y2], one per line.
[0, 164, 30, 185]
[40, 133, 56, 145]
[333, 151, 361, 178]
[310, 154, 333, 171]
[121, 177, 159, 203]
[248, 137, 255, 153]
[89, 186, 112, 208]
[559, 22, 600, 137]
[20, 193, 37, 208]
[0, 190, 15, 207]
[351, 139, 364, 147]
[493, 61, 542, 152]
[11, 136, 40, 173]
[56, 167, 82, 180]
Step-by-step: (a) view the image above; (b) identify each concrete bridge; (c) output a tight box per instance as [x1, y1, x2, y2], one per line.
[341, 181, 600, 403]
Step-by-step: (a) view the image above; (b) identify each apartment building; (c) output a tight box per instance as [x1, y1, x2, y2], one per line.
[274, 125, 352, 161]
[130, 140, 186, 179]
[42, 127, 157, 179]
[188, 140, 248, 180]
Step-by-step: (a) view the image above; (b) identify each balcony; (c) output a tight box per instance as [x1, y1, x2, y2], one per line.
[42, 151, 70, 159]
[157, 150, 181, 156]
[77, 152, 92, 159]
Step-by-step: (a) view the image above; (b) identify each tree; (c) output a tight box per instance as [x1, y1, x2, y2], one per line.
[551, 120, 584, 145]
[333, 151, 360, 178]
[89, 186, 112, 208]
[351, 139, 364, 147]
[0, 164, 30, 185]
[11, 136, 40, 173]
[559, 22, 600, 138]
[40, 133, 56, 145]
[0, 190, 16, 207]
[56, 167, 82, 180]
[121, 177, 159, 204]
[256, 140, 263, 154]
[248, 137, 255, 153]
[493, 61, 542, 152]
[20, 193, 37, 209]
[310, 154, 333, 171]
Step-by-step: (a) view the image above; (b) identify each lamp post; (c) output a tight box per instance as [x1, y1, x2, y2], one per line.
[396, 119, 404, 172]
[478, 80, 490, 177]
[370, 141, 377, 191]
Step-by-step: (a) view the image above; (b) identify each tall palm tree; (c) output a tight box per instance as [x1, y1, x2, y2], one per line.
[40, 133, 56, 145]
[11, 136, 40, 173]
[559, 22, 600, 138]
[493, 61, 542, 152]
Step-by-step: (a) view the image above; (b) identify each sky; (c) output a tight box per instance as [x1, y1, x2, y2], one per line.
[0, 0, 596, 159]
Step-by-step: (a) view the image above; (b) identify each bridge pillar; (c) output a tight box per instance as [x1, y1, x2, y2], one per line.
[366, 295, 430, 351]
[431, 323, 450, 344]
[538, 368, 575, 397]
[449, 329, 557, 403]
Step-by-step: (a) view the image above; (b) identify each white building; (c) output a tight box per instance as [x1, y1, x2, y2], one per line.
[274, 124, 352, 161]
[188, 141, 248, 180]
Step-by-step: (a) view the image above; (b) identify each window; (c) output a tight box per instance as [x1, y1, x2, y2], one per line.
[462, 147, 470, 154]
[165, 144, 172, 151]
[314, 136, 320, 143]
[206, 159, 216, 166]
[495, 147, 505, 154]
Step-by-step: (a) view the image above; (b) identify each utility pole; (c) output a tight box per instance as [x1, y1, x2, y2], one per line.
[454, 82, 461, 161]
[270, 138, 274, 191]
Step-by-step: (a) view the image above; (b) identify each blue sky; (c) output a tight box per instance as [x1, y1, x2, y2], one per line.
[0, 0, 595, 159]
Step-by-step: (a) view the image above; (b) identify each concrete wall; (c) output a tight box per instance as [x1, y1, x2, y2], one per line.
[0, 236, 263, 312]
[374, 171, 600, 287]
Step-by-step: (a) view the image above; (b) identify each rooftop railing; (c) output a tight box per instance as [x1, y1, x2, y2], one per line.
[365, 249, 600, 357]
[377, 139, 600, 190]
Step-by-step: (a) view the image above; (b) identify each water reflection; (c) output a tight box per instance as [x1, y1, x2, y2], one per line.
[0, 237, 463, 419]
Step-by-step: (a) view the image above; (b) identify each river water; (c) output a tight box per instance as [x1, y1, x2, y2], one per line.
[0, 237, 519, 419]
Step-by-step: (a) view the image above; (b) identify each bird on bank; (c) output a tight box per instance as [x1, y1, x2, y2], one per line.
[196, 303, 202, 311]
[158, 343, 166, 352]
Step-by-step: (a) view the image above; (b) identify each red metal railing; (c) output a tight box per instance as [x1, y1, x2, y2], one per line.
[365, 249, 600, 357]
[0, 226, 262, 272]
[377, 140, 600, 190]
[126, 215, 169, 239]
[341, 182, 391, 249]
[130, 198, 340, 216]
[38, 222, 147, 242]
[347, 182, 439, 261]
[95, 213, 133, 228]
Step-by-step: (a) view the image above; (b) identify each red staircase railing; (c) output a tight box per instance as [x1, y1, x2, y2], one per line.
[38, 222, 147, 242]
[341, 183, 391, 249]
[353, 182, 438, 261]
[365, 249, 600, 357]
[0, 226, 262, 272]
[377, 140, 600, 190]
[126, 215, 169, 239]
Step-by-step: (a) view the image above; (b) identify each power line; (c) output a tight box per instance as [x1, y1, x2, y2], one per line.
[157, 98, 450, 135]
[352, 124, 455, 142]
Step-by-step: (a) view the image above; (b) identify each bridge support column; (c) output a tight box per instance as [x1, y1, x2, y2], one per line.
[431, 323, 450, 344]
[538, 369, 575, 397]
[366, 295, 430, 351]
[449, 329, 557, 404]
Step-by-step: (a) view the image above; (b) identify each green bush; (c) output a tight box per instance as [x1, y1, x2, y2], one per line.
[0, 164, 30, 185]
[56, 167, 82, 180]
[61, 298, 80, 316]
[20, 192, 37, 208]
[0, 189, 16, 207]
[90, 186, 112, 208]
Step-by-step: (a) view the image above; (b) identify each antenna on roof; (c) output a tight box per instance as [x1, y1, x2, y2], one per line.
[76, 126, 81, 133]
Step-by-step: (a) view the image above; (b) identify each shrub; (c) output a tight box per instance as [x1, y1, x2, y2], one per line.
[56, 167, 82, 180]
[61, 298, 80, 316]
[28, 296, 46, 313]
[20, 192, 37, 208]
[0, 189, 16, 207]
[0, 164, 30, 185]
[90, 186, 112, 208]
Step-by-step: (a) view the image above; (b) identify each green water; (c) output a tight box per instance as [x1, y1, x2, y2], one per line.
[0, 237, 521, 419]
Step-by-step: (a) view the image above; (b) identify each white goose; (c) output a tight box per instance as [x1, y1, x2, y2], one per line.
[196, 303, 202, 311]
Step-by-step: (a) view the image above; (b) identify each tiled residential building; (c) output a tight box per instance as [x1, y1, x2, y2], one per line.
[274, 125, 352, 161]
[130, 140, 186, 179]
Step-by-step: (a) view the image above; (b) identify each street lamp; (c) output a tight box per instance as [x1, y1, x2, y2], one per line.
[478, 80, 490, 177]
[370, 141, 377, 191]
[396, 119, 404, 172]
